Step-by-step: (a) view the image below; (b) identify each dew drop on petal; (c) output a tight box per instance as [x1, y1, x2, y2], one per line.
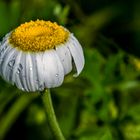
[38, 84, 43, 90]
[16, 64, 23, 74]
[19, 64, 23, 70]
[56, 74, 59, 77]
[8, 59, 15, 68]
[21, 87, 24, 91]
[16, 71, 19, 74]
[36, 80, 43, 91]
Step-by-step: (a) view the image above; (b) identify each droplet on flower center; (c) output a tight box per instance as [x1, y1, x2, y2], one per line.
[9, 20, 69, 52]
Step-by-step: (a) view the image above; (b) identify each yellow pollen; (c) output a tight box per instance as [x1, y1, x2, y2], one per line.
[9, 20, 69, 52]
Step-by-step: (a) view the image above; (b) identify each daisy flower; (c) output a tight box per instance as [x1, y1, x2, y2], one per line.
[0, 20, 84, 92]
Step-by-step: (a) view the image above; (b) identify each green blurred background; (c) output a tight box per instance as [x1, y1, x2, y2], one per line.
[0, 0, 140, 140]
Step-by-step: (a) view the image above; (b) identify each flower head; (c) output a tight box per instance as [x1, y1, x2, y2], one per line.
[0, 20, 84, 92]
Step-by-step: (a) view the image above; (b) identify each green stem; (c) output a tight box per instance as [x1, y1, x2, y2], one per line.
[41, 89, 65, 140]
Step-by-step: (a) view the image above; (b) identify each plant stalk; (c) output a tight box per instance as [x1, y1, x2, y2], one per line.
[41, 89, 65, 140]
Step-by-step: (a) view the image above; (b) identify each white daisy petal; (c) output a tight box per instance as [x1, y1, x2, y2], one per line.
[42, 50, 64, 88]
[4, 48, 18, 83]
[9, 50, 26, 91]
[56, 44, 72, 75]
[35, 53, 45, 91]
[1, 48, 16, 82]
[29, 53, 40, 91]
[68, 34, 85, 77]
[71, 34, 84, 55]
[24, 53, 37, 91]
[14, 52, 25, 90]
[0, 43, 14, 76]
[17, 53, 29, 91]
[0, 43, 12, 68]
[0, 39, 8, 53]
[0, 33, 12, 59]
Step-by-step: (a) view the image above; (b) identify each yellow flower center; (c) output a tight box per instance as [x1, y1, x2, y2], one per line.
[9, 20, 69, 52]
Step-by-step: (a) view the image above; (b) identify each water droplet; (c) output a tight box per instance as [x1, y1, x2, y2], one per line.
[21, 87, 24, 91]
[36, 80, 43, 90]
[16, 71, 20, 74]
[19, 64, 23, 69]
[16, 64, 23, 74]
[56, 74, 59, 77]
[39, 85, 43, 90]
[30, 67, 32, 71]
[8, 59, 15, 68]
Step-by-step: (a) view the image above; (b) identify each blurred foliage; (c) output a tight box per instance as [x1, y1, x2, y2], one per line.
[0, 0, 140, 140]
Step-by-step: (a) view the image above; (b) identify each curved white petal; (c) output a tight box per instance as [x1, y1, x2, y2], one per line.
[35, 52, 45, 91]
[23, 53, 38, 92]
[0, 33, 14, 74]
[67, 34, 85, 77]
[42, 50, 64, 88]
[29, 53, 41, 91]
[0, 39, 8, 53]
[1, 48, 16, 82]
[0, 43, 15, 77]
[56, 44, 72, 75]
[11, 51, 25, 91]
[4, 48, 19, 83]
[17, 51, 30, 91]
[0, 41, 11, 67]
